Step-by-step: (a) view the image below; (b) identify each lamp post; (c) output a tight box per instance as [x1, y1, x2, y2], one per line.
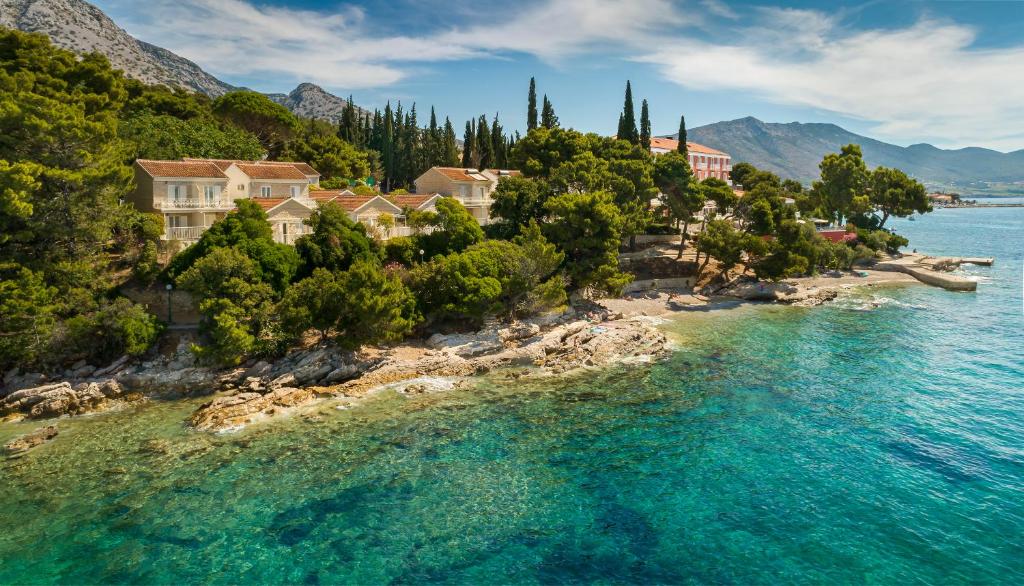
[419, 249, 425, 264]
[165, 283, 173, 324]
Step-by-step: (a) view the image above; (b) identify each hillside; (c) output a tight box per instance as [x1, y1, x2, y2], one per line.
[1, 0, 234, 95]
[1, 0, 364, 123]
[680, 117, 1024, 195]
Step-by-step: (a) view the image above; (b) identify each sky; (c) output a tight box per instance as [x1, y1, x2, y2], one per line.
[92, 0, 1024, 152]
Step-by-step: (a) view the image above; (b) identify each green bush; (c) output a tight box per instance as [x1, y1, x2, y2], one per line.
[383, 237, 418, 266]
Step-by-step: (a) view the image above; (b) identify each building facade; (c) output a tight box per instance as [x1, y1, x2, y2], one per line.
[413, 167, 520, 224]
[648, 137, 732, 183]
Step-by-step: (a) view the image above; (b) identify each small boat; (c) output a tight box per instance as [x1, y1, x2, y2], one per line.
[908, 216, 916, 221]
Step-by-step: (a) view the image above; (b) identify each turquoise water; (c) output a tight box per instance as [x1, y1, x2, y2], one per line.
[1, 207, 1022, 584]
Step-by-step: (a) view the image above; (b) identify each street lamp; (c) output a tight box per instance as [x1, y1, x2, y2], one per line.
[419, 249, 425, 264]
[165, 283, 173, 324]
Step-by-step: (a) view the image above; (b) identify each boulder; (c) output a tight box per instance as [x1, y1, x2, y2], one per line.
[190, 386, 316, 432]
[3, 425, 59, 456]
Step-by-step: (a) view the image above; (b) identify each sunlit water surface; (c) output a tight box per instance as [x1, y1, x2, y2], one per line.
[1, 206, 1022, 584]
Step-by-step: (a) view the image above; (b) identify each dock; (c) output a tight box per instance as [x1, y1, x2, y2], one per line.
[873, 254, 993, 291]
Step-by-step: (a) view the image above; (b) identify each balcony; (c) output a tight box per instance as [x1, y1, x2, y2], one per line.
[155, 198, 235, 211]
[164, 226, 207, 241]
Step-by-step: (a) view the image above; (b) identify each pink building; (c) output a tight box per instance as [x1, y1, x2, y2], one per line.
[648, 137, 732, 183]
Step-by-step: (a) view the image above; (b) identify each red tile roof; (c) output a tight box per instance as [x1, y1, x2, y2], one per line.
[649, 137, 728, 156]
[182, 158, 320, 177]
[259, 161, 320, 176]
[391, 194, 438, 209]
[136, 159, 227, 179]
[328, 196, 377, 212]
[235, 163, 308, 180]
[251, 197, 288, 211]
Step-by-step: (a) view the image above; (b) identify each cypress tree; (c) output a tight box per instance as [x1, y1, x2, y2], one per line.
[476, 114, 493, 170]
[443, 117, 459, 166]
[428, 106, 440, 166]
[541, 95, 558, 129]
[462, 120, 475, 167]
[639, 99, 651, 151]
[619, 80, 638, 144]
[677, 114, 688, 157]
[527, 77, 538, 131]
[491, 113, 505, 168]
[382, 102, 394, 191]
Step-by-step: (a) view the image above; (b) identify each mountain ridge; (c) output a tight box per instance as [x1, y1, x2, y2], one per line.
[677, 117, 1024, 194]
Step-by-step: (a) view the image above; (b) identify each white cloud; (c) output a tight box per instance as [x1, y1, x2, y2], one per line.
[118, 0, 685, 89]
[637, 11, 1024, 150]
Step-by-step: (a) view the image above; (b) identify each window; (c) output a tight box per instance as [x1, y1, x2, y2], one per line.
[290, 185, 300, 198]
[168, 215, 187, 228]
[203, 185, 220, 203]
[459, 185, 470, 198]
[260, 186, 272, 198]
[168, 184, 185, 201]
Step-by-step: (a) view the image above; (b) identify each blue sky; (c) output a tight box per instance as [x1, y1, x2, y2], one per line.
[94, 0, 1024, 151]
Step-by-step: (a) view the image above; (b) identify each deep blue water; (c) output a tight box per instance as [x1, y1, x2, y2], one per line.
[0, 206, 1021, 584]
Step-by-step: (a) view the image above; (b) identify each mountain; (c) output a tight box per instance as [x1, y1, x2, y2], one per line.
[1, 0, 365, 124]
[1, 0, 234, 96]
[679, 117, 1024, 194]
[267, 83, 369, 125]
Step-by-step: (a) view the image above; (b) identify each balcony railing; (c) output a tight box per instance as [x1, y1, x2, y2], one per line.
[164, 226, 207, 241]
[155, 198, 234, 210]
[457, 197, 493, 207]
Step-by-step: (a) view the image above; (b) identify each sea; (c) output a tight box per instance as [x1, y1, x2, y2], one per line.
[1, 201, 1021, 584]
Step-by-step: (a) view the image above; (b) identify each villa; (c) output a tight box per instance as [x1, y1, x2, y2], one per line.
[413, 167, 521, 225]
[648, 137, 732, 183]
[130, 158, 440, 245]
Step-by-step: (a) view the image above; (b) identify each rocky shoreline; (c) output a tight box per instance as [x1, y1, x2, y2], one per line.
[2, 307, 669, 449]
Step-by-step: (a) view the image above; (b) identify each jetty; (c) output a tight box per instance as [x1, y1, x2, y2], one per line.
[873, 254, 993, 291]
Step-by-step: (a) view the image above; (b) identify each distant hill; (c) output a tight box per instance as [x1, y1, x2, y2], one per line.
[267, 83, 370, 125]
[677, 117, 1024, 195]
[1, 0, 366, 124]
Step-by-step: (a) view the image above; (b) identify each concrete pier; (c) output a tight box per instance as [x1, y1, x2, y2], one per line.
[873, 254, 992, 291]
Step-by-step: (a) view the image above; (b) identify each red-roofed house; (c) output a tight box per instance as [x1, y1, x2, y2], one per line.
[413, 167, 521, 224]
[648, 137, 733, 183]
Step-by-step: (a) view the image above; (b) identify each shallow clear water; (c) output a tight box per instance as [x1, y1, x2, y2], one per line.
[1, 207, 1022, 584]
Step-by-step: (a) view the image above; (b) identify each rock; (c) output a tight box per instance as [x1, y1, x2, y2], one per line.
[94, 355, 130, 377]
[269, 373, 296, 389]
[322, 364, 362, 384]
[3, 425, 58, 456]
[71, 364, 96, 378]
[292, 363, 333, 386]
[243, 360, 272, 380]
[1, 382, 75, 416]
[71, 359, 87, 370]
[190, 386, 316, 432]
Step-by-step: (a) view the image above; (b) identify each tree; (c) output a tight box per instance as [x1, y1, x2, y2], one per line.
[120, 113, 265, 161]
[462, 120, 475, 167]
[677, 115, 688, 156]
[812, 144, 869, 225]
[541, 94, 558, 129]
[639, 99, 651, 151]
[332, 259, 419, 349]
[0, 262, 57, 369]
[338, 95, 363, 146]
[617, 81, 639, 144]
[211, 91, 300, 157]
[527, 77, 538, 131]
[442, 117, 460, 166]
[176, 247, 278, 365]
[281, 123, 372, 180]
[728, 162, 757, 190]
[167, 200, 299, 293]
[294, 201, 376, 277]
[696, 219, 750, 278]
[427, 197, 485, 255]
[476, 114, 493, 169]
[490, 176, 549, 230]
[543, 191, 631, 296]
[509, 126, 588, 178]
[868, 166, 930, 228]
[654, 151, 704, 257]
[0, 29, 133, 265]
[701, 177, 739, 214]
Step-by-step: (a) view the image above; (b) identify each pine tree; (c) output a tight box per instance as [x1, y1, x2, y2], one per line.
[462, 120, 475, 167]
[541, 95, 558, 129]
[618, 81, 638, 144]
[443, 117, 459, 166]
[476, 114, 493, 170]
[677, 114, 688, 157]
[639, 99, 651, 151]
[527, 77, 538, 131]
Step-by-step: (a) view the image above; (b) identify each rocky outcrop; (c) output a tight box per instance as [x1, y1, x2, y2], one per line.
[189, 315, 670, 432]
[267, 83, 370, 124]
[0, 380, 126, 420]
[3, 424, 58, 456]
[719, 278, 839, 306]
